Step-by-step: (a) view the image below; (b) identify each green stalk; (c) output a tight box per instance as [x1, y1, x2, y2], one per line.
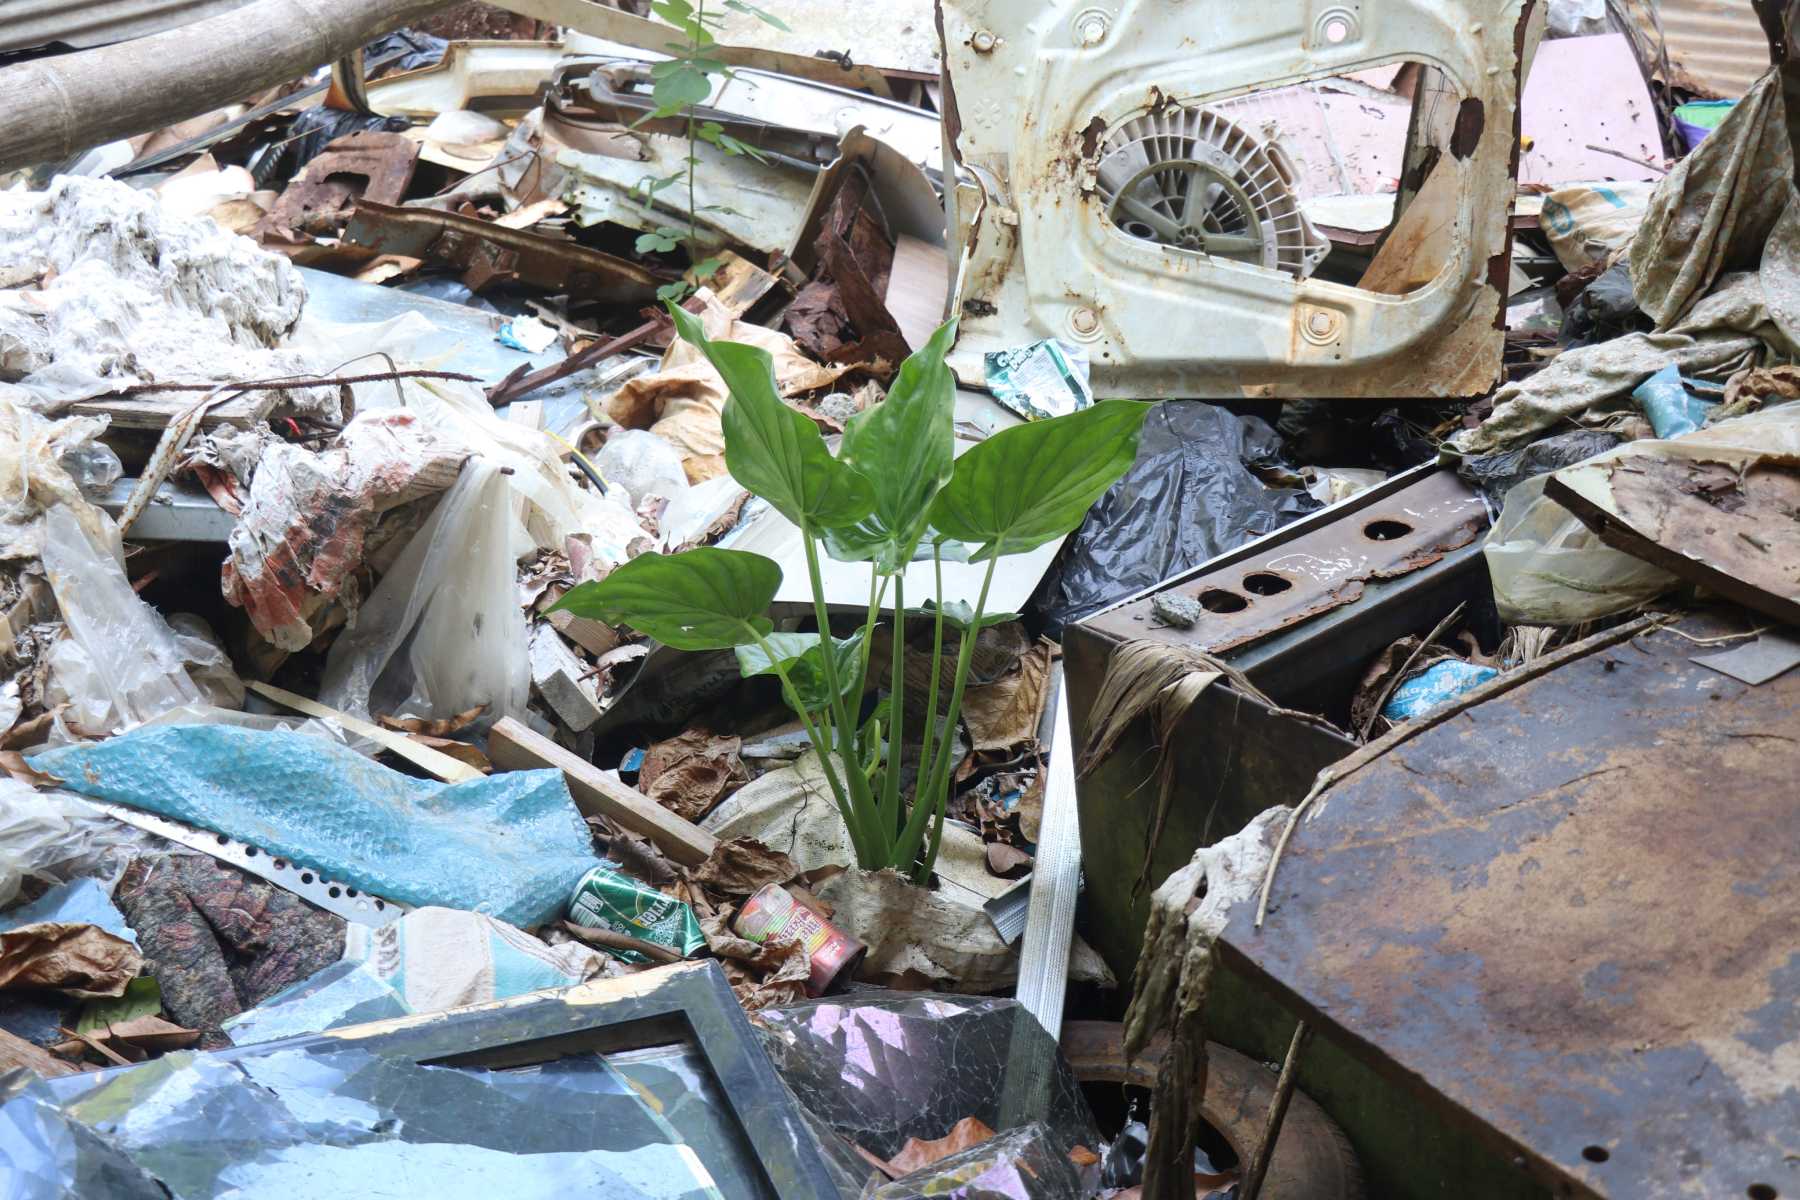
[802, 531, 884, 863]
[916, 544, 947, 805]
[894, 555, 996, 877]
[753, 632, 872, 865]
[877, 573, 906, 848]
[684, 1, 701, 245]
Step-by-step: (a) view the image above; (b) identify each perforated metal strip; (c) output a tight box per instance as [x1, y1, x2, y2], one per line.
[97, 804, 408, 927]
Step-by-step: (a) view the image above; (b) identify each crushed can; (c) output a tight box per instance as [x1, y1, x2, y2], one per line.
[732, 882, 866, 996]
[568, 862, 708, 963]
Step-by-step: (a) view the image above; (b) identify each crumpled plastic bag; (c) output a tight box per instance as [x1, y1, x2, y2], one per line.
[318, 461, 529, 724]
[1483, 474, 1678, 624]
[0, 781, 161, 908]
[30, 725, 601, 929]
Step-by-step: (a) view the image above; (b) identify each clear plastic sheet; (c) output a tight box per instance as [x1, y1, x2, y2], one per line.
[1031, 402, 1315, 634]
[870, 1122, 1086, 1200]
[30, 725, 600, 928]
[0, 1044, 730, 1199]
[753, 993, 1103, 1164]
[1483, 473, 1678, 625]
[318, 461, 531, 724]
[0, 781, 162, 908]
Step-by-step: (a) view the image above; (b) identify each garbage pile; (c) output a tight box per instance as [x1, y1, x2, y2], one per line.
[0, 0, 1795, 1197]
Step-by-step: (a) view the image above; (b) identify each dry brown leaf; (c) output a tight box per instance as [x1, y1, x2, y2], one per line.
[1068, 1144, 1100, 1167]
[640, 728, 748, 822]
[721, 933, 811, 1010]
[689, 838, 798, 896]
[985, 841, 1033, 878]
[377, 704, 487, 737]
[962, 640, 1052, 752]
[882, 1116, 997, 1176]
[0, 750, 60, 788]
[0, 924, 142, 999]
[407, 734, 492, 773]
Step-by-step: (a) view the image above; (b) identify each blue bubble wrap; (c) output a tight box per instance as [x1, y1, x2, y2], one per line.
[1382, 660, 1500, 723]
[32, 725, 600, 928]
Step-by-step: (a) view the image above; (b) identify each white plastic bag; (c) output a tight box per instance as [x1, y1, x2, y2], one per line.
[0, 780, 161, 907]
[598, 428, 688, 508]
[1483, 474, 1677, 625]
[319, 461, 530, 723]
[41, 503, 205, 732]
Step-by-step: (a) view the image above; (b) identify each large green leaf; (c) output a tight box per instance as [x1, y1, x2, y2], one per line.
[736, 628, 867, 713]
[668, 303, 873, 530]
[547, 548, 778, 651]
[928, 399, 1153, 561]
[825, 320, 958, 572]
[907, 600, 1021, 633]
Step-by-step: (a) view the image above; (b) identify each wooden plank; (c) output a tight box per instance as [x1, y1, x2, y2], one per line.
[0, 1028, 80, 1078]
[247, 681, 484, 784]
[488, 717, 717, 866]
[69, 392, 272, 432]
[885, 233, 949, 352]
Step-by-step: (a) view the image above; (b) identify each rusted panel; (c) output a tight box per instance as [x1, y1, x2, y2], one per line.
[1652, 0, 1773, 98]
[1085, 469, 1487, 659]
[1225, 614, 1800, 1200]
[341, 200, 668, 301]
[262, 132, 417, 240]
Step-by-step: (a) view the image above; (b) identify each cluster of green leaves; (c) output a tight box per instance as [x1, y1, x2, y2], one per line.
[636, 0, 784, 301]
[553, 305, 1151, 882]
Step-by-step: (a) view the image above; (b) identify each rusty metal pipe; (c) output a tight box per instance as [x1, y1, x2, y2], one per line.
[0, 0, 454, 174]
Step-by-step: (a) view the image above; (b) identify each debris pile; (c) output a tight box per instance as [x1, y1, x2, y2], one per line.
[0, 1, 1794, 1197]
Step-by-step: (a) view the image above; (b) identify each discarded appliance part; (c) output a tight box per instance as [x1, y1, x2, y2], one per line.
[93, 804, 408, 928]
[937, 0, 1536, 397]
[360, 38, 571, 118]
[95, 477, 237, 543]
[486, 0, 896, 95]
[1012, 671, 1078, 1040]
[1545, 422, 1800, 626]
[1691, 629, 1800, 686]
[341, 200, 667, 302]
[487, 716, 720, 867]
[261, 131, 417, 240]
[1081, 468, 1489, 666]
[1233, 613, 1800, 1200]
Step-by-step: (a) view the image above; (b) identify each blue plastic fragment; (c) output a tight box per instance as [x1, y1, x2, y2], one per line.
[31, 726, 600, 928]
[620, 747, 647, 774]
[1382, 660, 1501, 723]
[1632, 363, 1715, 440]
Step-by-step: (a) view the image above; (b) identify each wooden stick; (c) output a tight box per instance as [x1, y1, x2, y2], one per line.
[1238, 1021, 1313, 1200]
[487, 717, 718, 866]
[248, 682, 484, 784]
[0, 1028, 82, 1078]
[557, 919, 683, 964]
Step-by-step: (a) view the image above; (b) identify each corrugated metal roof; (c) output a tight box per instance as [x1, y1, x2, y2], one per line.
[1652, 0, 1768, 98]
[0, 0, 255, 54]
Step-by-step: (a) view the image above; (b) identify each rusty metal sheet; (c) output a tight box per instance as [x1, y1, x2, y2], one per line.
[341, 200, 667, 301]
[1085, 468, 1487, 658]
[263, 132, 417, 240]
[939, 0, 1535, 398]
[1226, 614, 1800, 1200]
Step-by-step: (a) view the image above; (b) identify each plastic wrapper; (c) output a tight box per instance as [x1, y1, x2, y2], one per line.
[871, 1122, 1086, 1200]
[598, 428, 690, 508]
[0, 1044, 725, 1199]
[319, 461, 530, 724]
[224, 907, 606, 1046]
[30, 725, 601, 928]
[55, 440, 121, 496]
[1483, 474, 1678, 625]
[1456, 428, 1623, 509]
[1032, 402, 1315, 634]
[984, 339, 1093, 421]
[753, 993, 1103, 1164]
[1382, 660, 1501, 722]
[0, 781, 162, 908]
[41, 504, 206, 733]
[1632, 363, 1716, 439]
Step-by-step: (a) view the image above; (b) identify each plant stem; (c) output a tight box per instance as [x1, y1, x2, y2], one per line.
[877, 573, 905, 842]
[894, 554, 996, 877]
[917, 544, 947, 804]
[802, 531, 883, 862]
[685, 0, 702, 245]
[753, 632, 871, 864]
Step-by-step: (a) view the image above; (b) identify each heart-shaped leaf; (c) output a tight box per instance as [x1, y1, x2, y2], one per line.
[736, 628, 867, 713]
[548, 547, 778, 651]
[669, 303, 874, 531]
[907, 600, 1022, 633]
[825, 319, 958, 572]
[929, 399, 1152, 561]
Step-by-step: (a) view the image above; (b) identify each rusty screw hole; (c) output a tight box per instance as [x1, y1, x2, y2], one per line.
[1241, 572, 1292, 596]
[1581, 1146, 1610, 1164]
[1197, 589, 1248, 614]
[1748, 1186, 1777, 1200]
[1363, 519, 1413, 541]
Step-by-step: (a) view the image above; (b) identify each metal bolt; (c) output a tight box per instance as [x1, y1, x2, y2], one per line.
[1075, 12, 1108, 45]
[1070, 306, 1101, 336]
[1307, 310, 1334, 337]
[971, 30, 998, 53]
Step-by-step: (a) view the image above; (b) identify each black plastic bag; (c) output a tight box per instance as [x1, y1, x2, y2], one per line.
[1031, 402, 1316, 635]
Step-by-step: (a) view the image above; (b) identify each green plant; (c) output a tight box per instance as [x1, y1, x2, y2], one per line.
[636, 0, 785, 301]
[552, 306, 1151, 882]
